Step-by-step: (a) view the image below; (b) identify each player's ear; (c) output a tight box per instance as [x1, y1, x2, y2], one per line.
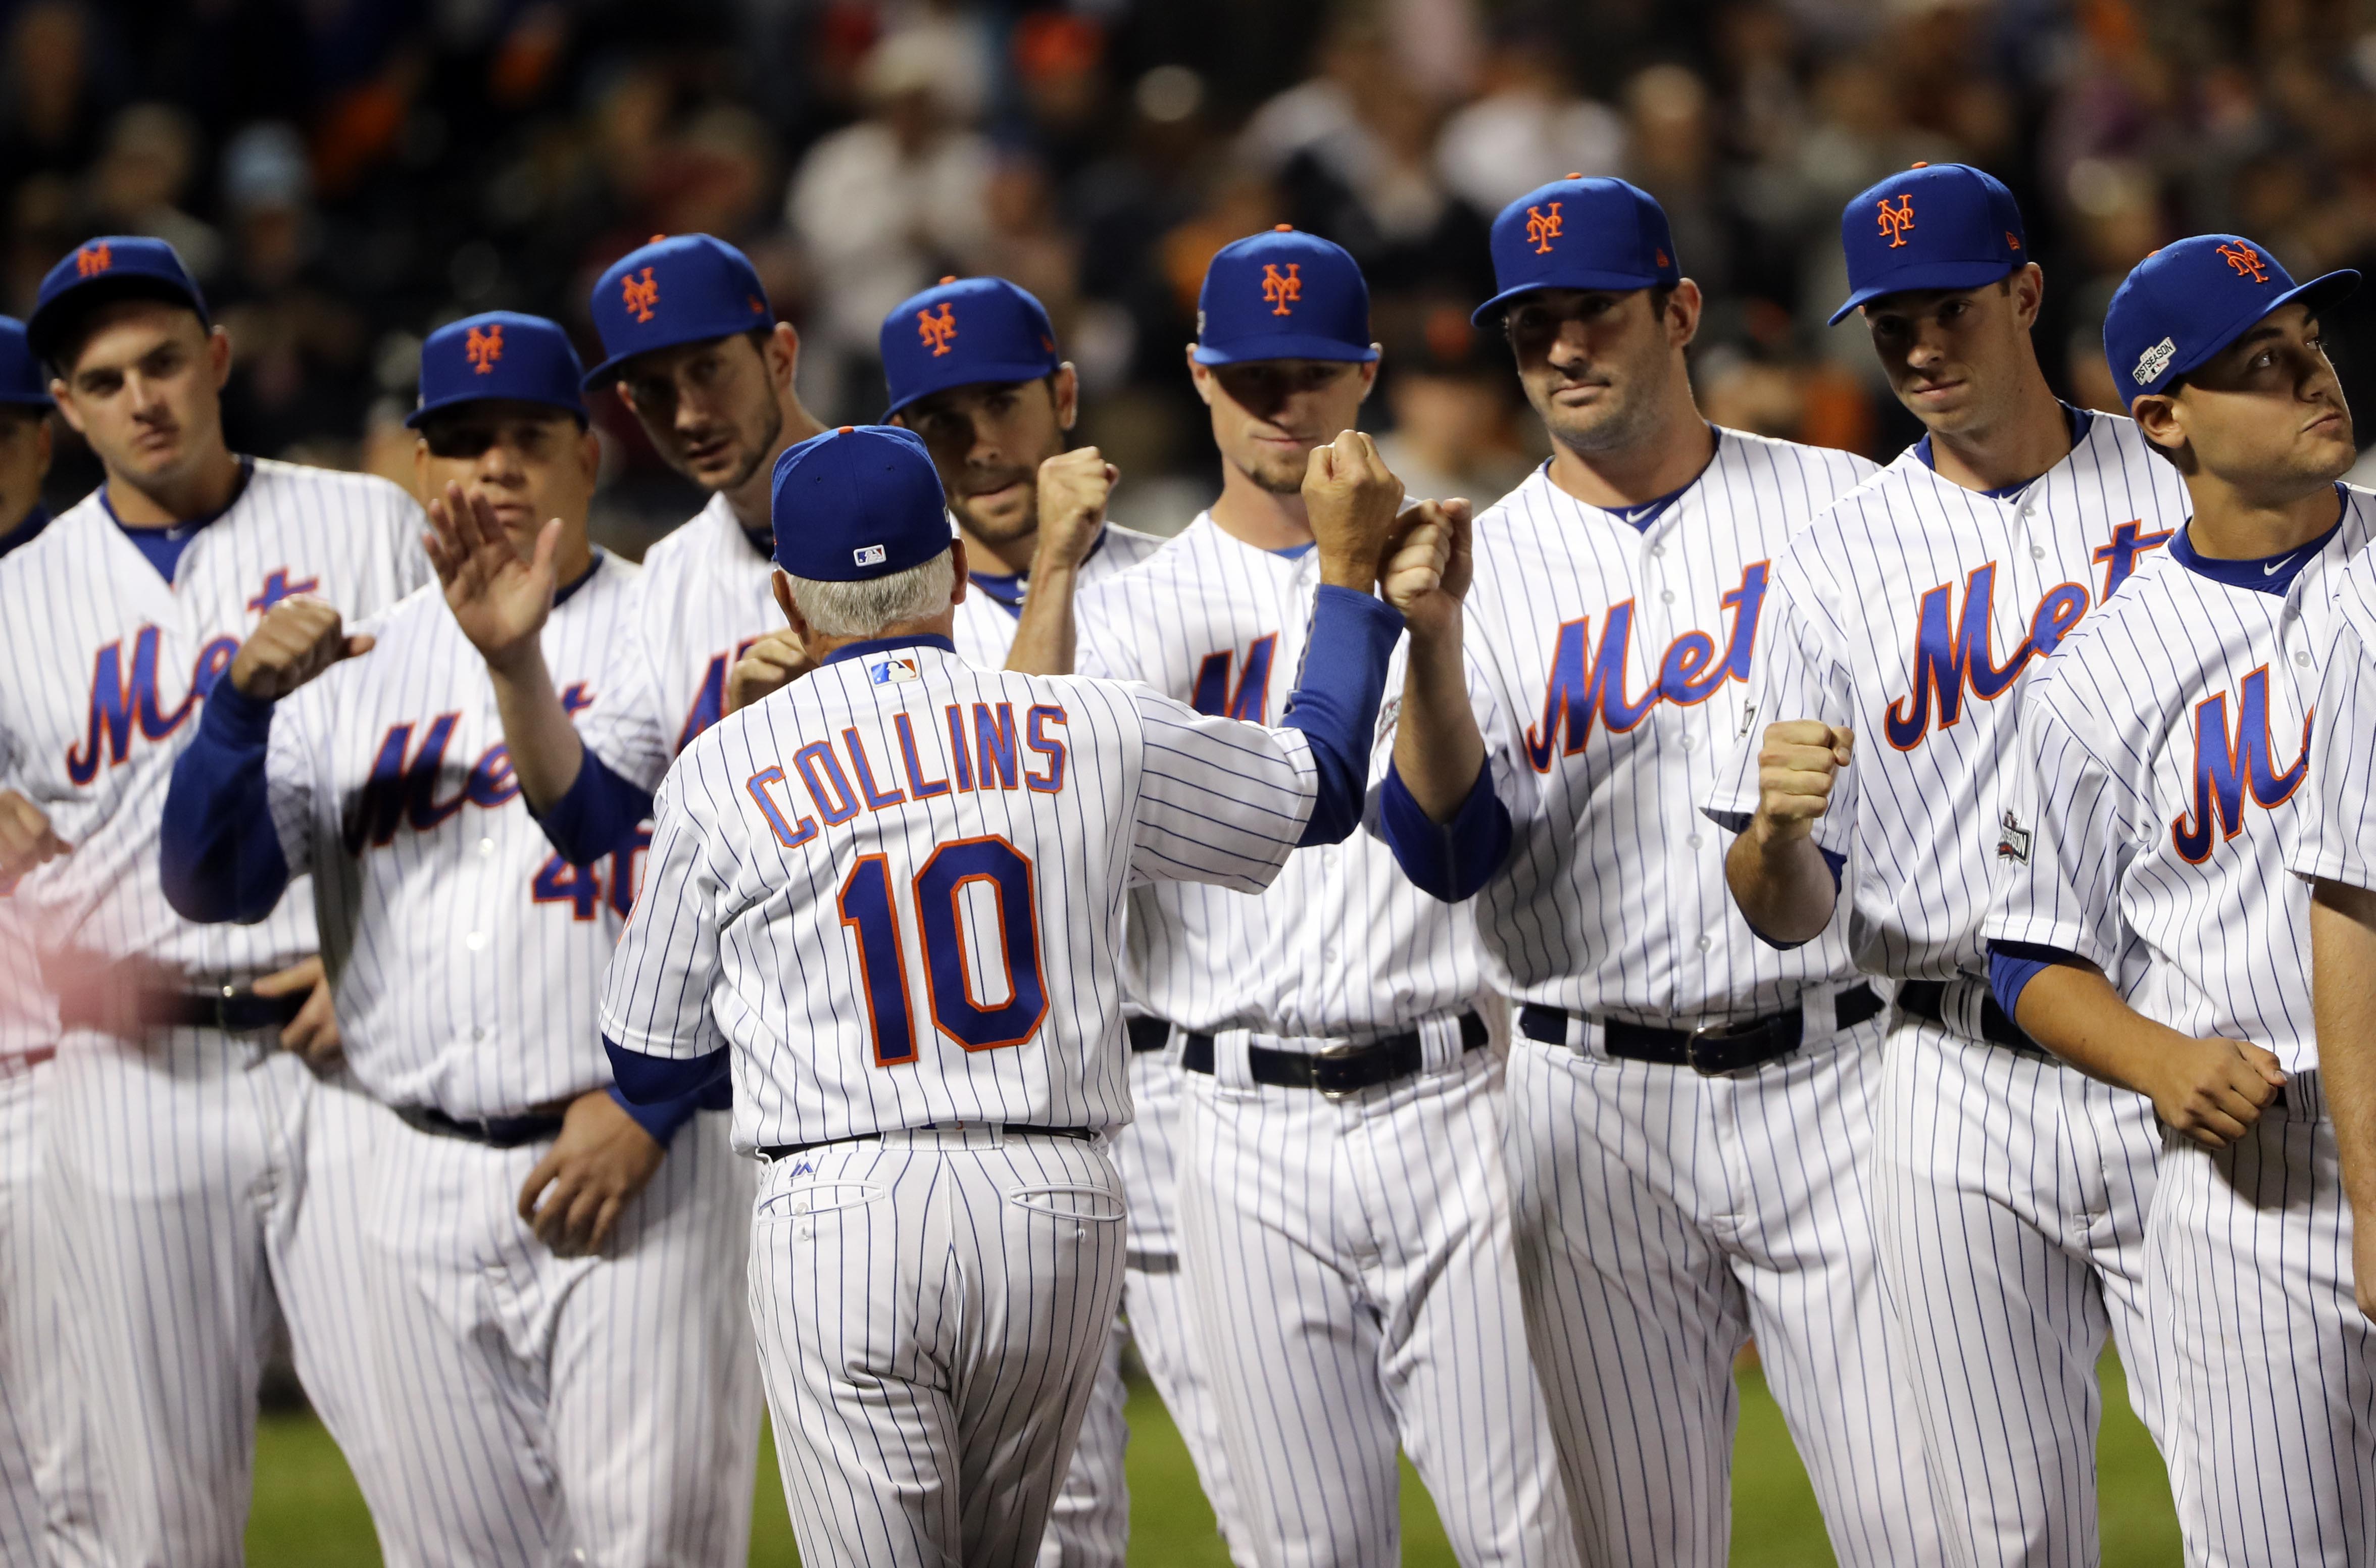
[2008, 263, 2046, 331]
[2129, 392, 2188, 465]
[771, 569, 804, 635]
[32, 414, 52, 479]
[948, 538, 969, 606]
[1356, 358, 1380, 402]
[1186, 347, 1215, 405]
[207, 324, 233, 389]
[767, 321, 802, 390]
[1051, 364, 1079, 432]
[1667, 279, 1705, 351]
[576, 421, 601, 483]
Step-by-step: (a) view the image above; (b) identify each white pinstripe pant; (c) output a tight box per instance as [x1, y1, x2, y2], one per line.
[1871, 1011, 2173, 1568]
[363, 1107, 759, 1567]
[2152, 1071, 2376, 1566]
[1505, 1010, 1939, 1567]
[753, 1126, 1128, 1568]
[1178, 1036, 1574, 1568]
[1039, 1048, 1248, 1568]
[40, 1027, 392, 1567]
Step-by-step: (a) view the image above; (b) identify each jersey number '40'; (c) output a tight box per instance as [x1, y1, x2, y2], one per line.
[836, 834, 1051, 1066]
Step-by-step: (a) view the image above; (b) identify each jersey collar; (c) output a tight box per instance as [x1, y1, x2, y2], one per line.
[969, 529, 1112, 620]
[1549, 424, 1724, 532]
[1912, 404, 2092, 499]
[552, 549, 604, 608]
[2167, 489, 2345, 597]
[821, 633, 959, 668]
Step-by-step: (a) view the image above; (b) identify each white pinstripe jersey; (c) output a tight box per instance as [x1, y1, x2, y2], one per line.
[1705, 413, 2194, 981]
[1987, 491, 2372, 1076]
[2289, 533, 2376, 906]
[1410, 433, 1877, 1020]
[265, 558, 669, 1117]
[634, 491, 781, 754]
[0, 461, 428, 990]
[1074, 515, 1482, 1041]
[951, 524, 1167, 669]
[599, 643, 1320, 1148]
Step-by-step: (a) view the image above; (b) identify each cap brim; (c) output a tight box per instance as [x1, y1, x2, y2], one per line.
[1826, 260, 2026, 326]
[406, 391, 589, 429]
[26, 275, 209, 361]
[2143, 268, 2365, 400]
[582, 316, 774, 389]
[881, 359, 1069, 418]
[1190, 336, 1382, 366]
[1471, 272, 1667, 327]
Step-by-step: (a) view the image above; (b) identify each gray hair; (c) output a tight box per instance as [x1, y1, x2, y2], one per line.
[784, 549, 957, 639]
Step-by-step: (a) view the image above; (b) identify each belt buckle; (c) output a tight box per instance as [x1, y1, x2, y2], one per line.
[1684, 1018, 1751, 1077]
[1314, 1040, 1363, 1100]
[211, 983, 241, 1035]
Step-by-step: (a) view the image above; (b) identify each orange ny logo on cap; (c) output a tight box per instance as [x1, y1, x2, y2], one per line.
[917, 302, 957, 356]
[621, 267, 660, 323]
[75, 242, 111, 277]
[1876, 195, 1915, 248]
[1525, 203, 1562, 255]
[1261, 263, 1301, 316]
[465, 323, 504, 374]
[2217, 241, 2270, 283]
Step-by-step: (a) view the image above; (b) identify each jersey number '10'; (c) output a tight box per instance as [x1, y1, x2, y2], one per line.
[836, 835, 1050, 1065]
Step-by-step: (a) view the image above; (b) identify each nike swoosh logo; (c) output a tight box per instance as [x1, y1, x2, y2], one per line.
[2264, 553, 2299, 576]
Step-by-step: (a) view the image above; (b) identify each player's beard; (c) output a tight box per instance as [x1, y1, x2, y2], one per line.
[952, 469, 1042, 546]
[1242, 445, 1312, 495]
[1538, 372, 1658, 460]
[708, 399, 784, 495]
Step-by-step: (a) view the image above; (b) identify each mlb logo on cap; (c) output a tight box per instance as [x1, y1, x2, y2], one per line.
[583, 234, 774, 387]
[2102, 233, 2358, 408]
[772, 425, 955, 583]
[879, 276, 1063, 418]
[1193, 228, 1378, 366]
[1474, 177, 1680, 325]
[1830, 162, 2028, 325]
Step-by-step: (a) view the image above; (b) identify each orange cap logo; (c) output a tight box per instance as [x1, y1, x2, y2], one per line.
[465, 323, 504, 374]
[74, 242, 111, 277]
[1261, 263, 1301, 316]
[621, 266, 660, 324]
[2216, 241, 2270, 283]
[918, 301, 958, 356]
[1525, 203, 1562, 255]
[1876, 195, 1915, 248]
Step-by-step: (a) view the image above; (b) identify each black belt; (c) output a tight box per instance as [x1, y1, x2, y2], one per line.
[396, 1104, 567, 1149]
[1126, 1018, 1170, 1053]
[758, 1125, 1100, 1161]
[1518, 983, 1882, 1075]
[1181, 1012, 1489, 1097]
[1897, 980, 2042, 1053]
[59, 985, 307, 1037]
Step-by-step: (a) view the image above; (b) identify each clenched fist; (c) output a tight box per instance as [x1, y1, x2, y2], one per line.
[1750, 720, 1854, 845]
[228, 597, 375, 700]
[1035, 446, 1119, 573]
[1303, 430, 1405, 592]
[0, 790, 68, 887]
[725, 629, 814, 716]
[1381, 498, 1472, 634]
[2145, 1033, 2286, 1150]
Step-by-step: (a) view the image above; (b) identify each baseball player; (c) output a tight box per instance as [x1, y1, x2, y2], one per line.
[0, 236, 424, 1562]
[1375, 176, 1934, 1567]
[159, 313, 760, 1565]
[1024, 227, 1571, 1568]
[581, 233, 827, 747]
[0, 311, 84, 1563]
[877, 273, 1196, 1568]
[1706, 164, 2194, 1564]
[597, 421, 1429, 1567]
[1985, 235, 2368, 1562]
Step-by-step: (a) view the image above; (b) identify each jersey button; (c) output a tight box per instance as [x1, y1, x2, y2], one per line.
[479, 838, 496, 857]
[2296, 650, 2313, 667]
[465, 931, 487, 951]
[1679, 733, 1696, 750]
[1696, 934, 1713, 952]
[1660, 589, 1676, 604]
[2029, 544, 2045, 560]
[1687, 833, 1702, 849]
[1649, 544, 1665, 559]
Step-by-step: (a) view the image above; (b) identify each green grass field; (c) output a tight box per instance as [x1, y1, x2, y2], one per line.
[245, 1355, 2181, 1564]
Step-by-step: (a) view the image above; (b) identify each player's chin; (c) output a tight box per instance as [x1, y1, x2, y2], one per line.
[955, 495, 1035, 543]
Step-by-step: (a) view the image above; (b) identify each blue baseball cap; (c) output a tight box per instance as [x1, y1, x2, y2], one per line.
[26, 236, 210, 364]
[583, 233, 774, 388]
[1193, 227, 1379, 366]
[0, 320, 53, 407]
[409, 312, 590, 428]
[1830, 163, 2028, 326]
[2104, 234, 2358, 408]
[1473, 177, 1681, 326]
[771, 425, 954, 582]
[880, 276, 1063, 418]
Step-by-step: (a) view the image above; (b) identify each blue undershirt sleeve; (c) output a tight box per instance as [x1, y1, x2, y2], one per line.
[604, 1035, 730, 1106]
[1279, 585, 1404, 847]
[531, 748, 657, 866]
[160, 681, 292, 925]
[1988, 940, 2077, 1021]
[1376, 760, 1511, 902]
[605, 1082, 711, 1147]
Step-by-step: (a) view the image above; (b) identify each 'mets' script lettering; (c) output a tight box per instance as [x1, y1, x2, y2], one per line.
[1524, 562, 1766, 772]
[744, 701, 1069, 849]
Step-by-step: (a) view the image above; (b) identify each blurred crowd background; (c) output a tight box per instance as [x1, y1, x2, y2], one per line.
[10, 0, 2376, 548]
